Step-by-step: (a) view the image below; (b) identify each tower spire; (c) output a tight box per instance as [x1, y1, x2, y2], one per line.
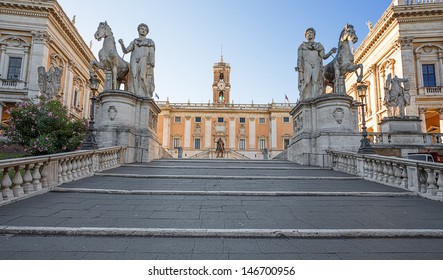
[220, 43, 224, 62]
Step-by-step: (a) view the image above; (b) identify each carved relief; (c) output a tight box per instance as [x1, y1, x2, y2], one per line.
[194, 124, 202, 136]
[333, 108, 345, 124]
[108, 106, 117, 121]
[149, 110, 158, 130]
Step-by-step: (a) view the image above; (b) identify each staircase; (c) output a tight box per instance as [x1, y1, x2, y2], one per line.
[1, 159, 443, 259]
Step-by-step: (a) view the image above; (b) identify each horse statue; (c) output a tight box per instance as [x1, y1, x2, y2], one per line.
[215, 138, 225, 158]
[323, 24, 363, 95]
[90, 21, 129, 90]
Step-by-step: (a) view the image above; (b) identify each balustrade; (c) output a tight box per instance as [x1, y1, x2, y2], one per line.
[329, 150, 443, 201]
[0, 147, 125, 204]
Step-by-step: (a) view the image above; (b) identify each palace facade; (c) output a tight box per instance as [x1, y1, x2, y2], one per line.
[0, 0, 100, 125]
[157, 57, 294, 159]
[345, 0, 443, 133]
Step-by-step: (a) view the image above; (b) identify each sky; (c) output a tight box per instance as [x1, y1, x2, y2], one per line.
[57, 0, 391, 104]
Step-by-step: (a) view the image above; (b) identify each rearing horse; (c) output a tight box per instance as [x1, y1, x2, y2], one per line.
[323, 24, 363, 95]
[90, 21, 129, 90]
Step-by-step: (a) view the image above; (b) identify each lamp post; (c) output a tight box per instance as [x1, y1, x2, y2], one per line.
[357, 82, 375, 154]
[82, 74, 100, 150]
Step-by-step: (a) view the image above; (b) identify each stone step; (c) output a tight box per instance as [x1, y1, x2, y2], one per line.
[2, 226, 443, 238]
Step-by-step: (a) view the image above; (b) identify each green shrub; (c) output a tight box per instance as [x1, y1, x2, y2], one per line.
[0, 97, 87, 156]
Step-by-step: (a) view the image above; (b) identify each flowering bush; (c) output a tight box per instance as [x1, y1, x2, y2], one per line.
[1, 97, 87, 155]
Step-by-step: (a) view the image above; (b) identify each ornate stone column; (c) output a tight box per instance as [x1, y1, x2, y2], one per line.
[63, 60, 76, 110]
[28, 31, 51, 99]
[229, 117, 235, 149]
[205, 116, 212, 149]
[184, 116, 191, 149]
[271, 116, 277, 149]
[419, 108, 427, 133]
[162, 114, 170, 148]
[438, 51, 443, 87]
[439, 109, 443, 133]
[249, 117, 256, 149]
[399, 36, 418, 116]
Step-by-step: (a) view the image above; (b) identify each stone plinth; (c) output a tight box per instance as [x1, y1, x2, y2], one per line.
[95, 90, 161, 163]
[287, 94, 362, 167]
[379, 116, 423, 146]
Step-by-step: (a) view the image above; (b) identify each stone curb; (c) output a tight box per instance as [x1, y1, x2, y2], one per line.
[1, 226, 443, 238]
[95, 173, 359, 180]
[53, 187, 415, 197]
[124, 164, 331, 171]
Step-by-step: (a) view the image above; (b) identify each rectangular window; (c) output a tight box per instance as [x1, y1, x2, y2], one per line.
[239, 139, 246, 150]
[194, 138, 201, 150]
[7, 57, 22, 80]
[259, 118, 266, 124]
[174, 116, 181, 123]
[239, 117, 246, 123]
[173, 137, 180, 148]
[283, 116, 290, 123]
[422, 64, 436, 87]
[195, 117, 201, 123]
[259, 138, 266, 150]
[73, 91, 78, 107]
[218, 117, 224, 123]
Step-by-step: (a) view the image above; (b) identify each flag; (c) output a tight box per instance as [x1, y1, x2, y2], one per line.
[285, 94, 289, 102]
[155, 93, 159, 99]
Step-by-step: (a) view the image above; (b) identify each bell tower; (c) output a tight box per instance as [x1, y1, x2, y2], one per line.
[212, 52, 231, 104]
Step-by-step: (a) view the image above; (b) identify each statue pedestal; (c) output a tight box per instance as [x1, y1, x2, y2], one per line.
[287, 94, 361, 167]
[379, 116, 423, 145]
[95, 90, 161, 163]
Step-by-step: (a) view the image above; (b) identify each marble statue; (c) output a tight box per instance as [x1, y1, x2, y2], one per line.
[119, 23, 155, 98]
[296, 28, 336, 99]
[323, 24, 363, 95]
[38, 64, 63, 99]
[90, 21, 129, 90]
[384, 73, 411, 117]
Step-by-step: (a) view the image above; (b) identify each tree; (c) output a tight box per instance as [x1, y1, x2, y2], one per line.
[1, 98, 87, 156]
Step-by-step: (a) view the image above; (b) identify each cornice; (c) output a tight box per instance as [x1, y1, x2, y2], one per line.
[354, 2, 443, 63]
[0, 1, 96, 67]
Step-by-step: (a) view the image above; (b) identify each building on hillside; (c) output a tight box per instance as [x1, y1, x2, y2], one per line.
[0, 0, 102, 126]
[345, 0, 443, 133]
[157, 56, 294, 159]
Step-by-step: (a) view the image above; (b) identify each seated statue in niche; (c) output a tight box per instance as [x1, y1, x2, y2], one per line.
[383, 73, 410, 117]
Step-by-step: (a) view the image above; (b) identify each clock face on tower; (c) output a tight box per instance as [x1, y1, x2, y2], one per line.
[217, 80, 225, 90]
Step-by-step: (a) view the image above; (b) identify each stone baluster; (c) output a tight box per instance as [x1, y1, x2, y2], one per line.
[22, 164, 34, 194]
[40, 162, 50, 188]
[71, 158, 78, 179]
[78, 156, 85, 177]
[61, 159, 68, 183]
[32, 163, 43, 191]
[425, 168, 437, 196]
[1, 167, 13, 200]
[382, 162, 390, 183]
[12, 166, 24, 197]
[393, 163, 402, 187]
[367, 159, 374, 179]
[57, 161, 63, 184]
[436, 170, 443, 199]
[401, 166, 408, 189]
[388, 163, 395, 185]
[376, 161, 384, 182]
[418, 167, 427, 193]
[66, 158, 73, 181]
